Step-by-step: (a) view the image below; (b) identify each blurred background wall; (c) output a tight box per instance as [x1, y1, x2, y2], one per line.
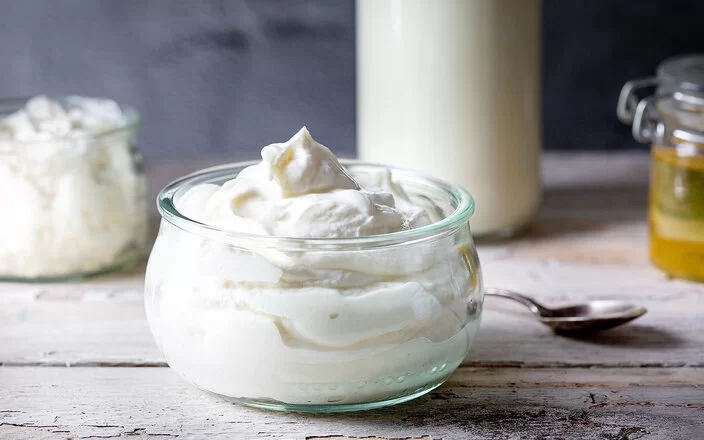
[1, 0, 703, 159]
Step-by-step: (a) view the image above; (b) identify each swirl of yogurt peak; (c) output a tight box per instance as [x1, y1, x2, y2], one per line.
[179, 127, 430, 238]
[261, 126, 359, 196]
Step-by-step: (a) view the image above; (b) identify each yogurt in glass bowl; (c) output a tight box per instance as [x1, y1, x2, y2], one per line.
[0, 95, 147, 281]
[145, 128, 483, 412]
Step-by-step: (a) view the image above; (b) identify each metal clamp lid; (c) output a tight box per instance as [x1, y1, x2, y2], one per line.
[618, 55, 704, 145]
[617, 76, 659, 124]
[631, 96, 665, 144]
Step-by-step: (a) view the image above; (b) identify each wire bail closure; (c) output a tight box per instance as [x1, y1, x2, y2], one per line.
[617, 76, 659, 124]
[619, 74, 704, 145]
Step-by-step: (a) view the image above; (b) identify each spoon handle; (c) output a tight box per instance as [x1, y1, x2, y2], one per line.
[484, 288, 555, 317]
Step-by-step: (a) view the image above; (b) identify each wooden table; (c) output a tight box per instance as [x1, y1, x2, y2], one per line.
[2, 153, 703, 439]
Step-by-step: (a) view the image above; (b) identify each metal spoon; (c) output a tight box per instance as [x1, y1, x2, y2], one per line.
[485, 287, 647, 333]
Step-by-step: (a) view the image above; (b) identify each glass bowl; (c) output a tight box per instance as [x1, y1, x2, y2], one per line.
[145, 160, 483, 412]
[0, 96, 148, 282]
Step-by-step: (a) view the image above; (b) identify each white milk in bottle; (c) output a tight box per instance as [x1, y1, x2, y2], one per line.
[357, 0, 542, 237]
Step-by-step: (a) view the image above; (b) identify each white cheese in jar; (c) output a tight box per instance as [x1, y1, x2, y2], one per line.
[0, 95, 147, 279]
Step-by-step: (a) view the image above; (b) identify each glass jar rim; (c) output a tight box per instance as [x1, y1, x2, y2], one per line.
[0, 95, 140, 146]
[157, 159, 475, 248]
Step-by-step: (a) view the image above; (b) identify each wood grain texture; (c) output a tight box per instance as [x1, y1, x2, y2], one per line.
[1, 367, 702, 440]
[2, 152, 704, 368]
[3, 255, 704, 368]
[2, 152, 704, 440]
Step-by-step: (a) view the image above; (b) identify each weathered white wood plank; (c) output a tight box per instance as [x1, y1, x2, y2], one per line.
[3, 257, 704, 368]
[0, 263, 157, 367]
[1, 367, 702, 440]
[2, 152, 703, 367]
[4, 153, 704, 440]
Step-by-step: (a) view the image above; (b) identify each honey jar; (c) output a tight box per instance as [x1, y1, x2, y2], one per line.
[619, 55, 704, 280]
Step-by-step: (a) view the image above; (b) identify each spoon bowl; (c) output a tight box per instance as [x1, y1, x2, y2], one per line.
[485, 288, 647, 334]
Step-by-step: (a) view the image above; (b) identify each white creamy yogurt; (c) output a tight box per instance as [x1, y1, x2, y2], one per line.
[178, 127, 431, 237]
[146, 128, 479, 405]
[0, 95, 147, 279]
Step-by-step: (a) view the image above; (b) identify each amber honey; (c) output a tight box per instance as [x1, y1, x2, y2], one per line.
[649, 144, 704, 280]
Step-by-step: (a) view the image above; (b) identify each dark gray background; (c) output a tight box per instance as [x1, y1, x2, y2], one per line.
[1, 0, 703, 159]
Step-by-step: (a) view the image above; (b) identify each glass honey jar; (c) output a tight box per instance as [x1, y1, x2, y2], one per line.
[618, 55, 704, 281]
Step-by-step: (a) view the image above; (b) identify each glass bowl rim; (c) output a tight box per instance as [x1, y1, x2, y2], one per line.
[0, 95, 140, 145]
[156, 159, 475, 248]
